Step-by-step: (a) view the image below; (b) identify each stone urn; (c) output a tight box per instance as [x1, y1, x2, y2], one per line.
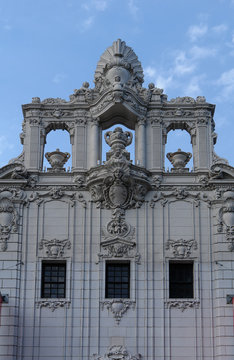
[166, 148, 192, 171]
[45, 149, 70, 172]
[222, 190, 234, 227]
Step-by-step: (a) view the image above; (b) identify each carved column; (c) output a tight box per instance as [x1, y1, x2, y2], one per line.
[195, 111, 212, 170]
[89, 117, 100, 168]
[136, 117, 146, 167]
[72, 118, 87, 170]
[24, 112, 44, 170]
[148, 112, 164, 170]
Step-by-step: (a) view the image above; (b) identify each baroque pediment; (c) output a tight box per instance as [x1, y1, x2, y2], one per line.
[89, 88, 148, 120]
[0, 163, 28, 180]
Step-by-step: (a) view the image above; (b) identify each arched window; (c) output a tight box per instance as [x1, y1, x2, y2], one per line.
[165, 129, 193, 171]
[43, 129, 72, 171]
[102, 124, 135, 164]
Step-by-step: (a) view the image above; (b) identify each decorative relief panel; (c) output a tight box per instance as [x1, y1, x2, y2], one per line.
[165, 299, 200, 312]
[166, 239, 197, 259]
[150, 188, 211, 208]
[100, 299, 136, 325]
[28, 186, 86, 207]
[88, 127, 150, 209]
[98, 209, 140, 263]
[92, 345, 141, 360]
[217, 190, 234, 250]
[0, 188, 25, 251]
[36, 300, 70, 312]
[39, 238, 71, 258]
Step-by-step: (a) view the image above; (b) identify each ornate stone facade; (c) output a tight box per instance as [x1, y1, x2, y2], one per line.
[0, 39, 233, 360]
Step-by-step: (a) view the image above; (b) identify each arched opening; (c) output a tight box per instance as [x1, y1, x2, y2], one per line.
[43, 129, 72, 171]
[102, 124, 135, 164]
[165, 129, 193, 171]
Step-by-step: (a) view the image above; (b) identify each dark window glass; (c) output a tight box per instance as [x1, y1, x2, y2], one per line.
[106, 263, 130, 298]
[41, 262, 66, 298]
[169, 262, 193, 299]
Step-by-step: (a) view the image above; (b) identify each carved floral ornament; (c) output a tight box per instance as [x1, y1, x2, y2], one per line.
[217, 189, 234, 251]
[88, 128, 150, 209]
[0, 188, 25, 251]
[92, 345, 141, 360]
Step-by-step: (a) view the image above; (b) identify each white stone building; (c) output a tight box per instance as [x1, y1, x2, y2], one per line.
[0, 39, 234, 360]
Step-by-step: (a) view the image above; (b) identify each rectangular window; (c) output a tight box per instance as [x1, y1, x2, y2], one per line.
[41, 262, 66, 298]
[106, 262, 130, 298]
[169, 262, 193, 299]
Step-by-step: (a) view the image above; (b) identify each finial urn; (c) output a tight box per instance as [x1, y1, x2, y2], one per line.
[45, 149, 70, 171]
[166, 149, 192, 171]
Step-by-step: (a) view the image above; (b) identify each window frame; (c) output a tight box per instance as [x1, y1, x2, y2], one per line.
[105, 261, 131, 299]
[166, 259, 199, 301]
[41, 261, 67, 299]
[169, 261, 194, 299]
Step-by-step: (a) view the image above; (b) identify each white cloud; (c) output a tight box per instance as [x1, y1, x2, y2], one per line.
[188, 24, 208, 42]
[216, 68, 234, 100]
[174, 51, 195, 75]
[144, 66, 156, 78]
[128, 0, 138, 18]
[189, 45, 217, 60]
[184, 75, 205, 97]
[82, 0, 108, 11]
[212, 24, 228, 33]
[81, 16, 95, 32]
[52, 73, 67, 84]
[93, 0, 108, 11]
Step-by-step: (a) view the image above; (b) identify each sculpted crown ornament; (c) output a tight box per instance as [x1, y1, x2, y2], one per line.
[88, 127, 150, 209]
[94, 39, 144, 93]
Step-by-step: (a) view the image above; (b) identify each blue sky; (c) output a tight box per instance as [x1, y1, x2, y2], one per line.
[0, 0, 233, 169]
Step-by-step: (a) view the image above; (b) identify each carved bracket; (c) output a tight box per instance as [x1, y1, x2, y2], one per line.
[100, 299, 136, 324]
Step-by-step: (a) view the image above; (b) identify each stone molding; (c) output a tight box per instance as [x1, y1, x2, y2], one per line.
[92, 345, 142, 360]
[217, 190, 234, 250]
[100, 299, 136, 325]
